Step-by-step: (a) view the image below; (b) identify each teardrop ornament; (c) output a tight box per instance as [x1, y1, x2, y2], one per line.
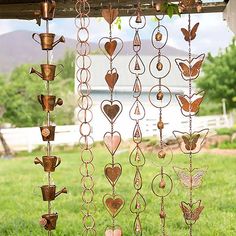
[134, 104, 140, 115]
[134, 59, 141, 71]
[135, 11, 142, 24]
[134, 168, 142, 190]
[133, 123, 142, 144]
[134, 215, 142, 235]
[133, 31, 141, 51]
[130, 192, 146, 213]
[130, 100, 145, 121]
[129, 54, 145, 75]
[134, 31, 141, 46]
[133, 78, 141, 98]
[129, 146, 145, 167]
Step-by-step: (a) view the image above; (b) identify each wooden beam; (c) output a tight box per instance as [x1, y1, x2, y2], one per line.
[0, 1, 227, 20]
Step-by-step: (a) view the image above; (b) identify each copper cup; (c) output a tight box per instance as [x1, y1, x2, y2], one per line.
[40, 126, 55, 141]
[40, 1, 56, 20]
[40, 213, 58, 231]
[41, 185, 67, 201]
[34, 156, 61, 172]
[37, 95, 63, 112]
[32, 33, 65, 50]
[30, 64, 63, 81]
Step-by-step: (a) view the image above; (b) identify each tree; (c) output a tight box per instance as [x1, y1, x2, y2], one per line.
[1, 50, 76, 128]
[197, 39, 236, 111]
[0, 75, 12, 157]
[2, 64, 45, 127]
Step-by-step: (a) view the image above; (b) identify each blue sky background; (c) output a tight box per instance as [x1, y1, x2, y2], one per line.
[0, 13, 233, 55]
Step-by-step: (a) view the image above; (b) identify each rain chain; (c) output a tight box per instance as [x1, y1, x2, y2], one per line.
[30, 1, 67, 235]
[173, 3, 208, 236]
[128, 1, 146, 235]
[75, 0, 97, 235]
[99, 5, 124, 235]
[149, 6, 173, 236]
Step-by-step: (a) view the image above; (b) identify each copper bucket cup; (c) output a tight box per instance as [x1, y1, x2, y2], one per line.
[40, 1, 56, 20]
[34, 156, 61, 172]
[32, 33, 65, 50]
[40, 126, 55, 141]
[30, 64, 64, 81]
[40, 213, 58, 231]
[37, 95, 63, 112]
[41, 185, 67, 201]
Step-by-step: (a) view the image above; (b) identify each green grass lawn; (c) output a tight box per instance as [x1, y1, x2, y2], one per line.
[0, 145, 235, 236]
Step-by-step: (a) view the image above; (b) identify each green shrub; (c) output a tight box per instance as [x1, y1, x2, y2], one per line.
[216, 127, 236, 136]
[218, 140, 236, 149]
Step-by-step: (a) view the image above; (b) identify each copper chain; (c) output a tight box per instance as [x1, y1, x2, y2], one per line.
[99, 5, 124, 234]
[75, 1, 96, 235]
[128, 2, 146, 235]
[149, 13, 173, 236]
[188, 13, 193, 236]
[174, 11, 208, 236]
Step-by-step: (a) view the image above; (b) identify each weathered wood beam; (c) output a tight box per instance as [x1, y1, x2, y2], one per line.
[0, 1, 227, 20]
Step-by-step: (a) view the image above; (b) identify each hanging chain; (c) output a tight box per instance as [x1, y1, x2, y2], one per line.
[149, 8, 173, 236]
[174, 8, 208, 236]
[75, 1, 96, 235]
[99, 5, 124, 235]
[128, 1, 146, 235]
[32, 1, 67, 235]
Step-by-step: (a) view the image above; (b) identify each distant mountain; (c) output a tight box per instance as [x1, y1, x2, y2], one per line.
[0, 30, 188, 74]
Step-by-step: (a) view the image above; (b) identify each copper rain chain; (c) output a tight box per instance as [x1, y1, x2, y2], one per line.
[149, 6, 173, 236]
[27, 1, 209, 235]
[30, 0, 67, 234]
[75, 0, 97, 235]
[99, 4, 125, 235]
[173, 2, 208, 236]
[128, 1, 146, 235]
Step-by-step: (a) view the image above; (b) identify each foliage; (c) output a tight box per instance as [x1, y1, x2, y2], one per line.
[197, 39, 236, 111]
[56, 50, 75, 90]
[114, 17, 122, 30]
[160, 1, 180, 18]
[198, 100, 222, 116]
[1, 64, 45, 127]
[216, 127, 236, 136]
[217, 140, 236, 149]
[0, 50, 76, 127]
[0, 148, 235, 235]
[54, 50, 76, 125]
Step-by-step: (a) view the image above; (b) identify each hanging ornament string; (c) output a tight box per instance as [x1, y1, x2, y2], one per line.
[75, 0, 97, 235]
[149, 6, 173, 236]
[173, 4, 208, 236]
[128, 1, 146, 235]
[31, 1, 67, 235]
[99, 4, 124, 235]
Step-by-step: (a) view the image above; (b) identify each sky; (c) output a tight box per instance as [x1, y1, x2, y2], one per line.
[0, 12, 234, 55]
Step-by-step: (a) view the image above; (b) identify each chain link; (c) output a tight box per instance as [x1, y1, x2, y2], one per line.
[75, 0, 96, 235]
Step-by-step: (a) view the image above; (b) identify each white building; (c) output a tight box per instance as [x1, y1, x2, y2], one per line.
[75, 42, 193, 141]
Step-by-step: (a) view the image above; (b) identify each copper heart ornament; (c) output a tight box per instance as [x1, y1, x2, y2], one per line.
[102, 8, 119, 25]
[105, 69, 119, 91]
[103, 194, 125, 217]
[99, 37, 123, 61]
[105, 228, 123, 236]
[101, 100, 122, 123]
[105, 40, 117, 57]
[104, 132, 121, 155]
[105, 163, 122, 186]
